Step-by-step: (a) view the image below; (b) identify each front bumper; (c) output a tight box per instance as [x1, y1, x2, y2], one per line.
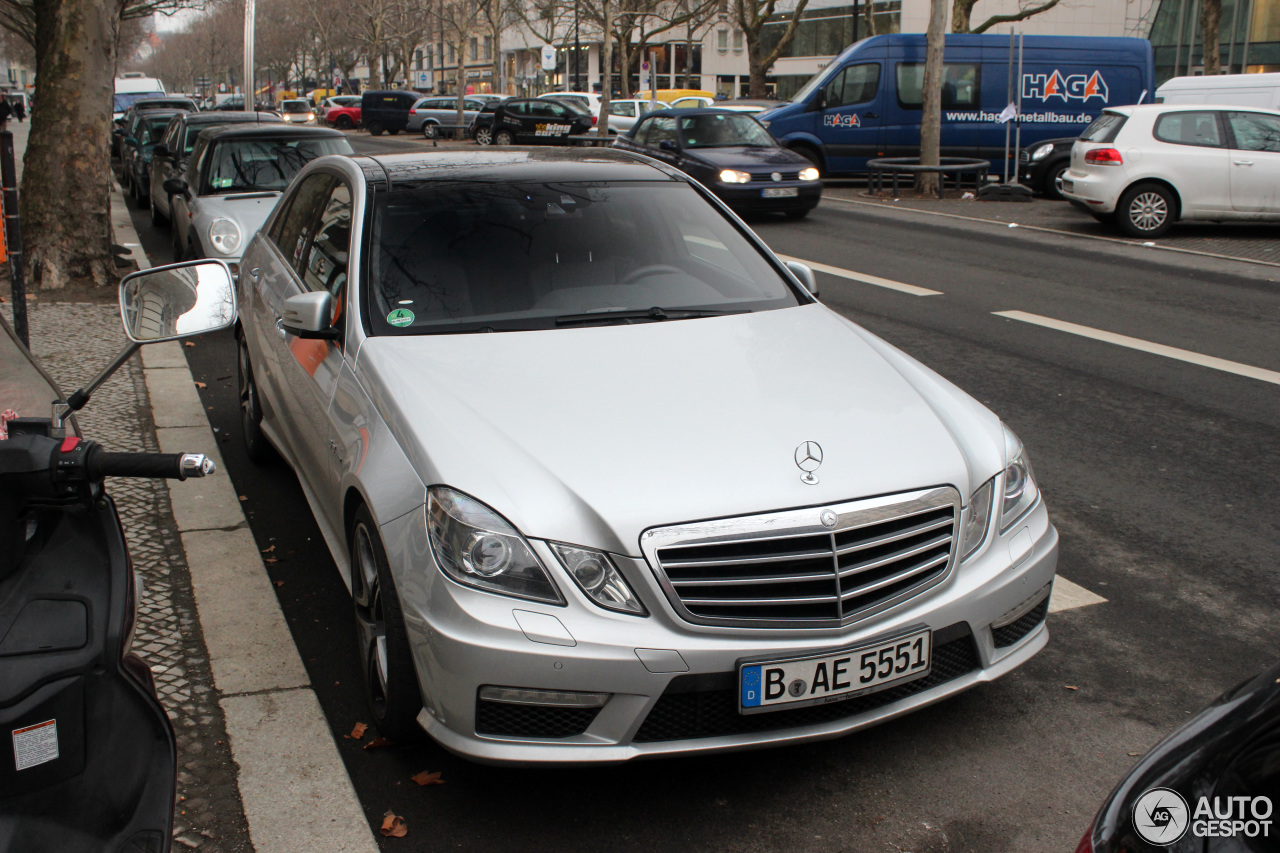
[713, 181, 822, 214]
[382, 495, 1058, 765]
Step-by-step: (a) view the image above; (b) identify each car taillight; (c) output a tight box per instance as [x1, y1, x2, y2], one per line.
[591, 116, 597, 125]
[1084, 147, 1123, 165]
[409, 109, 416, 114]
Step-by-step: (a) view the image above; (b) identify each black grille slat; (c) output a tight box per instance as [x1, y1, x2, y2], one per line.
[475, 700, 600, 739]
[992, 597, 1049, 648]
[749, 171, 801, 182]
[633, 629, 980, 742]
[653, 495, 956, 627]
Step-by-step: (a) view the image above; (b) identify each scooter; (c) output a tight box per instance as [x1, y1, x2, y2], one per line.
[0, 259, 237, 853]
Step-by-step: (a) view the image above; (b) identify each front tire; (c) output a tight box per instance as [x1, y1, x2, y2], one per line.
[474, 126, 492, 145]
[237, 334, 277, 465]
[336, 115, 354, 130]
[422, 123, 437, 140]
[494, 129, 514, 146]
[368, 120, 384, 136]
[1116, 182, 1176, 238]
[350, 506, 424, 743]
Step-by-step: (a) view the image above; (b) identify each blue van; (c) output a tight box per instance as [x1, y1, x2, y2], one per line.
[759, 34, 1154, 176]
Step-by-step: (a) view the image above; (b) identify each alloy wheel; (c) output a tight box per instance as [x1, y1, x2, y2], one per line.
[475, 127, 492, 145]
[352, 523, 390, 717]
[1128, 192, 1168, 232]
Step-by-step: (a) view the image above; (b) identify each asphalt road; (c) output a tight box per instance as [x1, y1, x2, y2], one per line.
[127, 141, 1280, 852]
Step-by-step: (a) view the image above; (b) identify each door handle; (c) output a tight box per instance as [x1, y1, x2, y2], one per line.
[248, 267, 261, 280]
[1233, 159, 1254, 166]
[274, 317, 288, 338]
[863, 111, 878, 119]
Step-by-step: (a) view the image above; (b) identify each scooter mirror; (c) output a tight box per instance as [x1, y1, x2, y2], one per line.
[119, 260, 237, 344]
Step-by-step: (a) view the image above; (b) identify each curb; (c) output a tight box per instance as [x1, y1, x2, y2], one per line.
[111, 183, 379, 853]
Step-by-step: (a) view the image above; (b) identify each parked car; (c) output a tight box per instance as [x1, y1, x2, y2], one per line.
[669, 95, 715, 109]
[599, 98, 671, 133]
[324, 99, 362, 130]
[147, 111, 285, 228]
[490, 97, 594, 145]
[1076, 659, 1280, 853]
[111, 97, 198, 158]
[233, 146, 1056, 763]
[119, 109, 185, 206]
[280, 99, 315, 124]
[538, 91, 601, 116]
[1061, 103, 1280, 237]
[614, 108, 822, 218]
[1018, 136, 1074, 199]
[1156, 71, 1280, 110]
[319, 95, 361, 124]
[166, 125, 353, 272]
[408, 96, 487, 139]
[113, 73, 166, 121]
[360, 90, 418, 136]
[469, 100, 503, 145]
[713, 98, 788, 115]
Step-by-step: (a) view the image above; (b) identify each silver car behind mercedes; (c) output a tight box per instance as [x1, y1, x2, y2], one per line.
[234, 147, 1058, 764]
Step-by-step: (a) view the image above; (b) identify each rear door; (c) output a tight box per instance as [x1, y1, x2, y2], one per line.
[816, 61, 885, 174]
[1148, 110, 1232, 215]
[1224, 110, 1280, 214]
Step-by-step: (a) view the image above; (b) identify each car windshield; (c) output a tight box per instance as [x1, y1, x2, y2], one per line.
[114, 91, 165, 113]
[202, 137, 351, 193]
[282, 101, 309, 114]
[367, 181, 801, 335]
[679, 113, 776, 148]
[138, 116, 171, 144]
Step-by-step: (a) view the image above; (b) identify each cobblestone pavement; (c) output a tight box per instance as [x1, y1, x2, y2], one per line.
[3, 302, 253, 853]
[822, 185, 1280, 266]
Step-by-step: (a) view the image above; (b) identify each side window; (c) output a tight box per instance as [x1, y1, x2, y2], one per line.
[632, 119, 652, 144]
[826, 63, 880, 108]
[545, 102, 571, 119]
[895, 63, 980, 109]
[506, 101, 527, 116]
[528, 102, 555, 118]
[301, 181, 352, 327]
[1154, 111, 1223, 147]
[612, 102, 636, 117]
[645, 116, 677, 147]
[1227, 111, 1280, 152]
[272, 174, 334, 270]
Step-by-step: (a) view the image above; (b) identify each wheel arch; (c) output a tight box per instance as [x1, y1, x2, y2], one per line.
[1122, 177, 1182, 221]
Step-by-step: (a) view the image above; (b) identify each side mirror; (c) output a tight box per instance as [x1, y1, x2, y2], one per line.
[281, 292, 340, 340]
[658, 139, 677, 152]
[119, 260, 237, 343]
[785, 260, 818, 298]
[163, 178, 188, 197]
[153, 142, 170, 158]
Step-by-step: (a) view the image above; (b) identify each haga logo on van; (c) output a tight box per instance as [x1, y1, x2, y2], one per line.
[1022, 70, 1109, 103]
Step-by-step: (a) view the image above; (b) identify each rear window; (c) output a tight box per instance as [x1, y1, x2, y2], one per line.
[1079, 112, 1127, 143]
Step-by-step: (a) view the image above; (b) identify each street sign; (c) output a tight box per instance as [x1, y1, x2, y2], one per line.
[641, 62, 649, 71]
[415, 70, 433, 89]
[540, 45, 557, 71]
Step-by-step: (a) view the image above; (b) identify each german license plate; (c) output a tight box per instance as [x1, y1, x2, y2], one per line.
[739, 628, 931, 714]
[761, 187, 798, 198]
[1061, 179, 1074, 193]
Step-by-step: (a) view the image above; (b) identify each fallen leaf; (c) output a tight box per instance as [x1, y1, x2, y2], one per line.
[347, 722, 367, 740]
[238, 495, 247, 501]
[380, 811, 408, 838]
[194, 381, 207, 389]
[364, 737, 394, 750]
[264, 557, 278, 564]
[1064, 685, 1079, 691]
[1128, 752, 1142, 756]
[411, 770, 445, 786]
[183, 342, 195, 347]
[261, 545, 275, 553]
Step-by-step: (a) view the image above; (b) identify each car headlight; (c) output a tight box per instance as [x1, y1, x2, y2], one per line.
[799, 167, 820, 182]
[719, 169, 751, 184]
[427, 487, 563, 604]
[959, 478, 993, 560]
[208, 218, 242, 255]
[1000, 425, 1039, 531]
[550, 543, 646, 615]
[1030, 143, 1054, 162]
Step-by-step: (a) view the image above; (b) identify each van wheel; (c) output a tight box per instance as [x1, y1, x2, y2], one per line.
[1116, 182, 1175, 238]
[350, 506, 425, 743]
[368, 120, 384, 136]
[474, 127, 492, 145]
[422, 123, 437, 140]
[494, 129, 514, 146]
[792, 145, 825, 177]
[336, 115, 354, 130]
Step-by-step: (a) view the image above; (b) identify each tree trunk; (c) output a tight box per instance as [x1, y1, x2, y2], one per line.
[491, 23, 502, 93]
[916, 0, 947, 195]
[22, 0, 116, 291]
[746, 39, 767, 97]
[865, 0, 879, 36]
[951, 0, 974, 33]
[598, 0, 612, 136]
[1200, 0, 1221, 74]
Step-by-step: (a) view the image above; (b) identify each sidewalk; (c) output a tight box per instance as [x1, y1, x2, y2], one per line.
[822, 183, 1280, 267]
[4, 123, 378, 852]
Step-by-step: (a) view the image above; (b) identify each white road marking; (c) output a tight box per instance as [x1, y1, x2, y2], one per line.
[1050, 577, 1108, 613]
[995, 310, 1280, 387]
[776, 254, 943, 296]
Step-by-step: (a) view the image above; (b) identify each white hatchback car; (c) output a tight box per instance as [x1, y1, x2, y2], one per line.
[1061, 103, 1280, 237]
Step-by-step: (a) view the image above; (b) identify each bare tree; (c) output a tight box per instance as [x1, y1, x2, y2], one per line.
[916, 0, 946, 195]
[581, 0, 708, 99]
[734, 0, 809, 98]
[1200, 0, 1221, 74]
[437, 0, 483, 124]
[950, 0, 1061, 34]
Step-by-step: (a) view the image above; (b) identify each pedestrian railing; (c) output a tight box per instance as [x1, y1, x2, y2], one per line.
[867, 157, 990, 199]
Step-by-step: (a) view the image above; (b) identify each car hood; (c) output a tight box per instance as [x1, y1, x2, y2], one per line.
[357, 305, 1003, 555]
[684, 146, 811, 170]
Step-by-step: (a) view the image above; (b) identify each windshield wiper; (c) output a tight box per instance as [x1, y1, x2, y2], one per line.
[555, 306, 748, 327]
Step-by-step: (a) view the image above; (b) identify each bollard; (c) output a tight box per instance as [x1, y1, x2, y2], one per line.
[1, 130, 27, 348]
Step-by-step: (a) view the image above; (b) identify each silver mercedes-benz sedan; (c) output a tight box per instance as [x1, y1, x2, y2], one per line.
[235, 147, 1058, 764]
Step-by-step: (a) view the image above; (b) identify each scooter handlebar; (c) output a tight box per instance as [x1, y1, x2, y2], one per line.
[86, 449, 215, 481]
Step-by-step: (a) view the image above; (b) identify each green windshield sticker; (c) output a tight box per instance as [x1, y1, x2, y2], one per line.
[213, 177, 233, 188]
[386, 308, 415, 327]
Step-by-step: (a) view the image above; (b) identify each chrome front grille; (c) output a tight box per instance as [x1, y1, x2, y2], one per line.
[642, 487, 960, 629]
